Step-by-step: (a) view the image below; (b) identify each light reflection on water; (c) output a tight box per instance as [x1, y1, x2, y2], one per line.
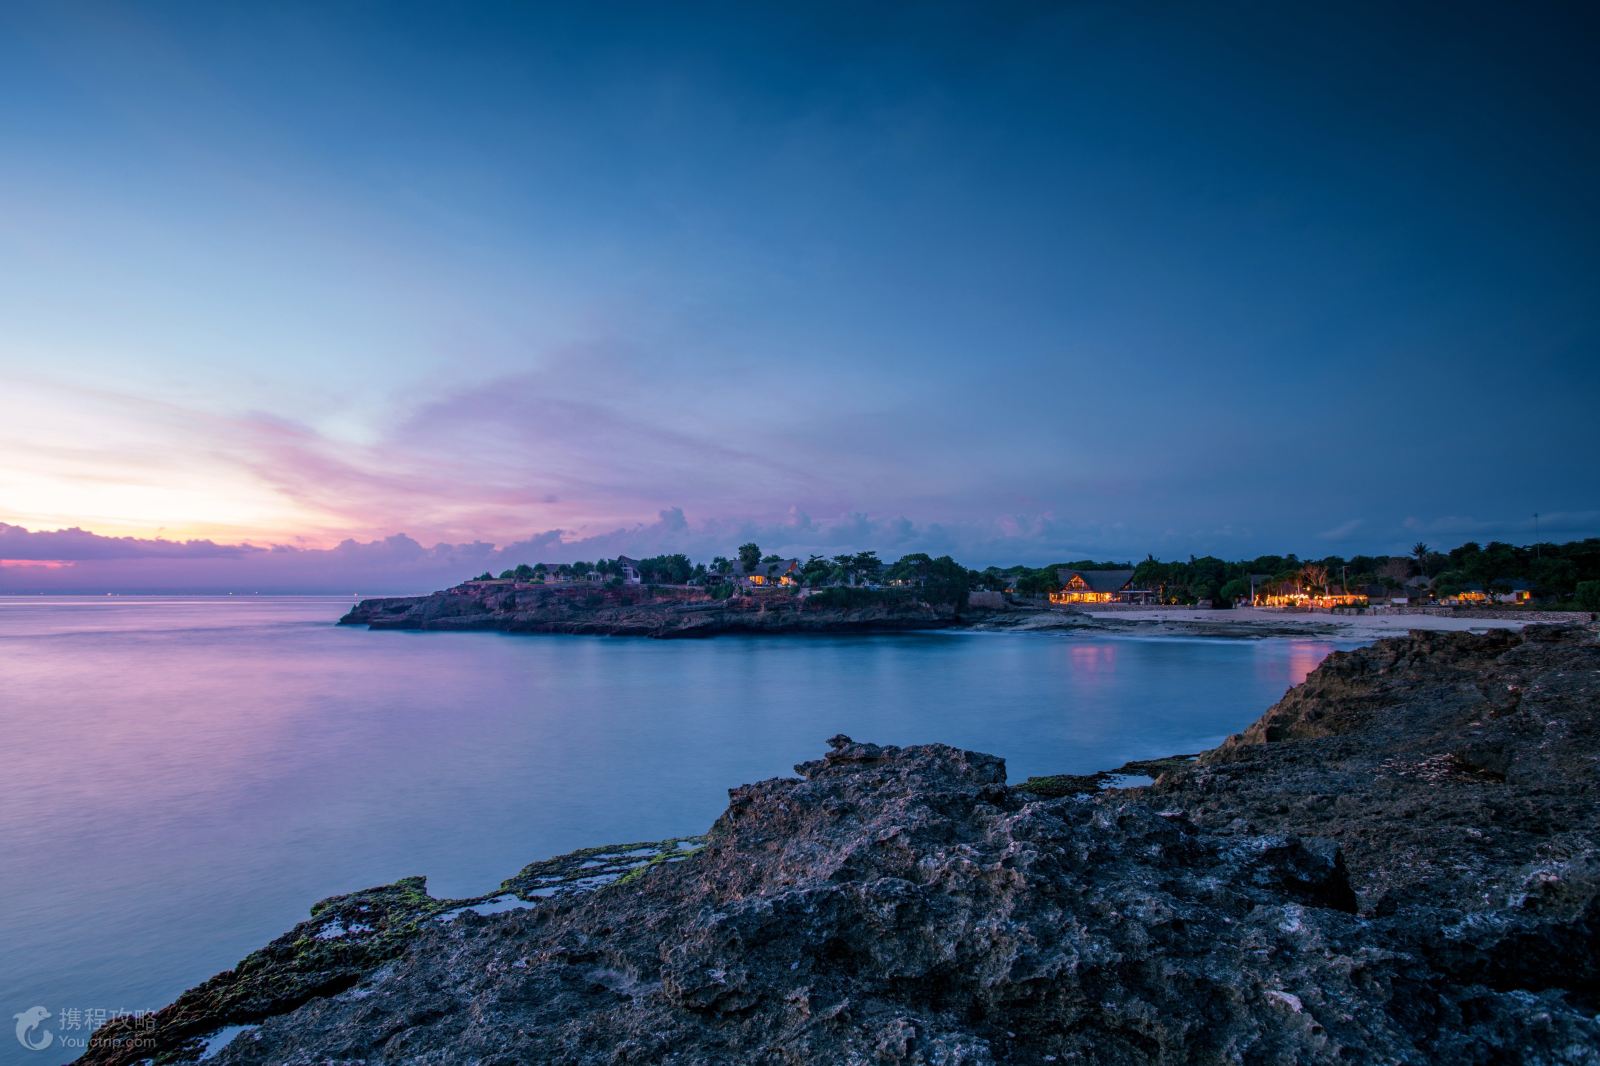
[0, 596, 1356, 1063]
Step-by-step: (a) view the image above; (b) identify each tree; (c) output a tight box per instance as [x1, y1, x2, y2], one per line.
[1015, 568, 1059, 597]
[921, 555, 971, 607]
[1378, 558, 1411, 586]
[832, 554, 857, 584]
[852, 551, 882, 585]
[512, 563, 536, 580]
[738, 543, 762, 572]
[1531, 558, 1577, 599]
[473, 571, 493, 581]
[709, 556, 731, 578]
[1219, 578, 1251, 604]
[1132, 557, 1170, 597]
[800, 555, 834, 587]
[498, 569, 515, 579]
[1575, 580, 1600, 612]
[1412, 542, 1430, 576]
[1300, 564, 1329, 594]
[886, 553, 936, 586]
[638, 554, 693, 585]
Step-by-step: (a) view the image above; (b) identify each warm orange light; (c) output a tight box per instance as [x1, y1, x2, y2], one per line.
[1048, 590, 1113, 604]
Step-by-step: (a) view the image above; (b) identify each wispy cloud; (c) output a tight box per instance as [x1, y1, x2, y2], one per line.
[1317, 518, 1364, 541]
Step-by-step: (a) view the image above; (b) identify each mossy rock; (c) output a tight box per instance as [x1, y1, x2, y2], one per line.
[82, 837, 707, 1066]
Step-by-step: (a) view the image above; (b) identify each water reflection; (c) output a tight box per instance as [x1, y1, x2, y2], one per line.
[1068, 641, 1119, 677]
[0, 599, 1356, 1066]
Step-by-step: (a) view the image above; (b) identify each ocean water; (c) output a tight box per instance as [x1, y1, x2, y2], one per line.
[0, 596, 1352, 1062]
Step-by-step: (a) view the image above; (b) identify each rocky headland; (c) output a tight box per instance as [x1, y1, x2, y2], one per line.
[338, 581, 1578, 642]
[83, 625, 1600, 1064]
[339, 583, 975, 638]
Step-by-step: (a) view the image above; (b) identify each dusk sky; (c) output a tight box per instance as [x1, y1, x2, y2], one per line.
[2, 2, 1597, 591]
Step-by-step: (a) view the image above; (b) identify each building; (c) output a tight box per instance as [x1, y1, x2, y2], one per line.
[1048, 569, 1155, 605]
[1441, 582, 1530, 605]
[1257, 587, 1370, 608]
[1495, 580, 1533, 604]
[615, 556, 643, 585]
[730, 558, 801, 587]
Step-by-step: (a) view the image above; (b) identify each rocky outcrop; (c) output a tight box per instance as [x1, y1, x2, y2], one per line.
[82, 626, 1600, 1064]
[339, 584, 972, 638]
[1157, 624, 1600, 1011]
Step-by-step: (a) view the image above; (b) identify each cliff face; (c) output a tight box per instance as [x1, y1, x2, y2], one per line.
[83, 626, 1600, 1065]
[339, 584, 969, 638]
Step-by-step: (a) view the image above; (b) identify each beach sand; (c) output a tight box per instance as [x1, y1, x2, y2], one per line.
[1078, 606, 1549, 641]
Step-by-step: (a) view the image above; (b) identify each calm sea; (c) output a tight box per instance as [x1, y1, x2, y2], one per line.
[0, 596, 1351, 1062]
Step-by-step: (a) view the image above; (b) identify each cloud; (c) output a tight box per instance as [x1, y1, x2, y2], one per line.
[1317, 518, 1364, 541]
[4, 500, 1598, 593]
[0, 509, 1146, 592]
[1400, 510, 1600, 540]
[0, 522, 259, 561]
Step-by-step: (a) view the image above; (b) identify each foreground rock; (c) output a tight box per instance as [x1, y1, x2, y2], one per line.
[340, 583, 975, 638]
[84, 627, 1600, 1064]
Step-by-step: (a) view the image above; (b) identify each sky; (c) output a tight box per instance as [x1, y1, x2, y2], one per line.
[2, 2, 1598, 591]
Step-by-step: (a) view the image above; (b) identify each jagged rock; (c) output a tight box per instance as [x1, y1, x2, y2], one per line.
[339, 584, 976, 638]
[83, 626, 1600, 1065]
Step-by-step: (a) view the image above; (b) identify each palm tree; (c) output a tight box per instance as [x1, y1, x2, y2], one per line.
[1411, 542, 1430, 577]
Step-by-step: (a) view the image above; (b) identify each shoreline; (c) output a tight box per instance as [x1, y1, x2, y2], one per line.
[338, 581, 1591, 643]
[971, 603, 1590, 642]
[80, 624, 1600, 1065]
[1081, 604, 1565, 640]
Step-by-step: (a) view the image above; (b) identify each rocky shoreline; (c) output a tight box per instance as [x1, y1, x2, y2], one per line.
[338, 583, 974, 638]
[83, 625, 1600, 1064]
[339, 583, 1566, 642]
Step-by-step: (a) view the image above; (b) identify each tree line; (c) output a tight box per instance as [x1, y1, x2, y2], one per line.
[472, 537, 1600, 610]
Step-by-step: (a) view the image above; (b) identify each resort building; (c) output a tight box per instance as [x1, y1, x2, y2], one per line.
[1256, 587, 1370, 609]
[1442, 582, 1533, 605]
[1048, 569, 1155, 605]
[615, 556, 643, 585]
[728, 558, 803, 588]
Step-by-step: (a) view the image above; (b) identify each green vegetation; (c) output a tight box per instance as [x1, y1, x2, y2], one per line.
[1014, 772, 1105, 797]
[1119, 539, 1600, 605]
[1577, 580, 1600, 612]
[635, 553, 694, 584]
[463, 538, 1600, 607]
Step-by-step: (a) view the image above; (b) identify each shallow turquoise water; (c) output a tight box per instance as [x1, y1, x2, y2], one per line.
[0, 596, 1352, 1062]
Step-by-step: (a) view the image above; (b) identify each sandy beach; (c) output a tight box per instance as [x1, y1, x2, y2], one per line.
[972, 605, 1594, 641]
[1077, 606, 1570, 641]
